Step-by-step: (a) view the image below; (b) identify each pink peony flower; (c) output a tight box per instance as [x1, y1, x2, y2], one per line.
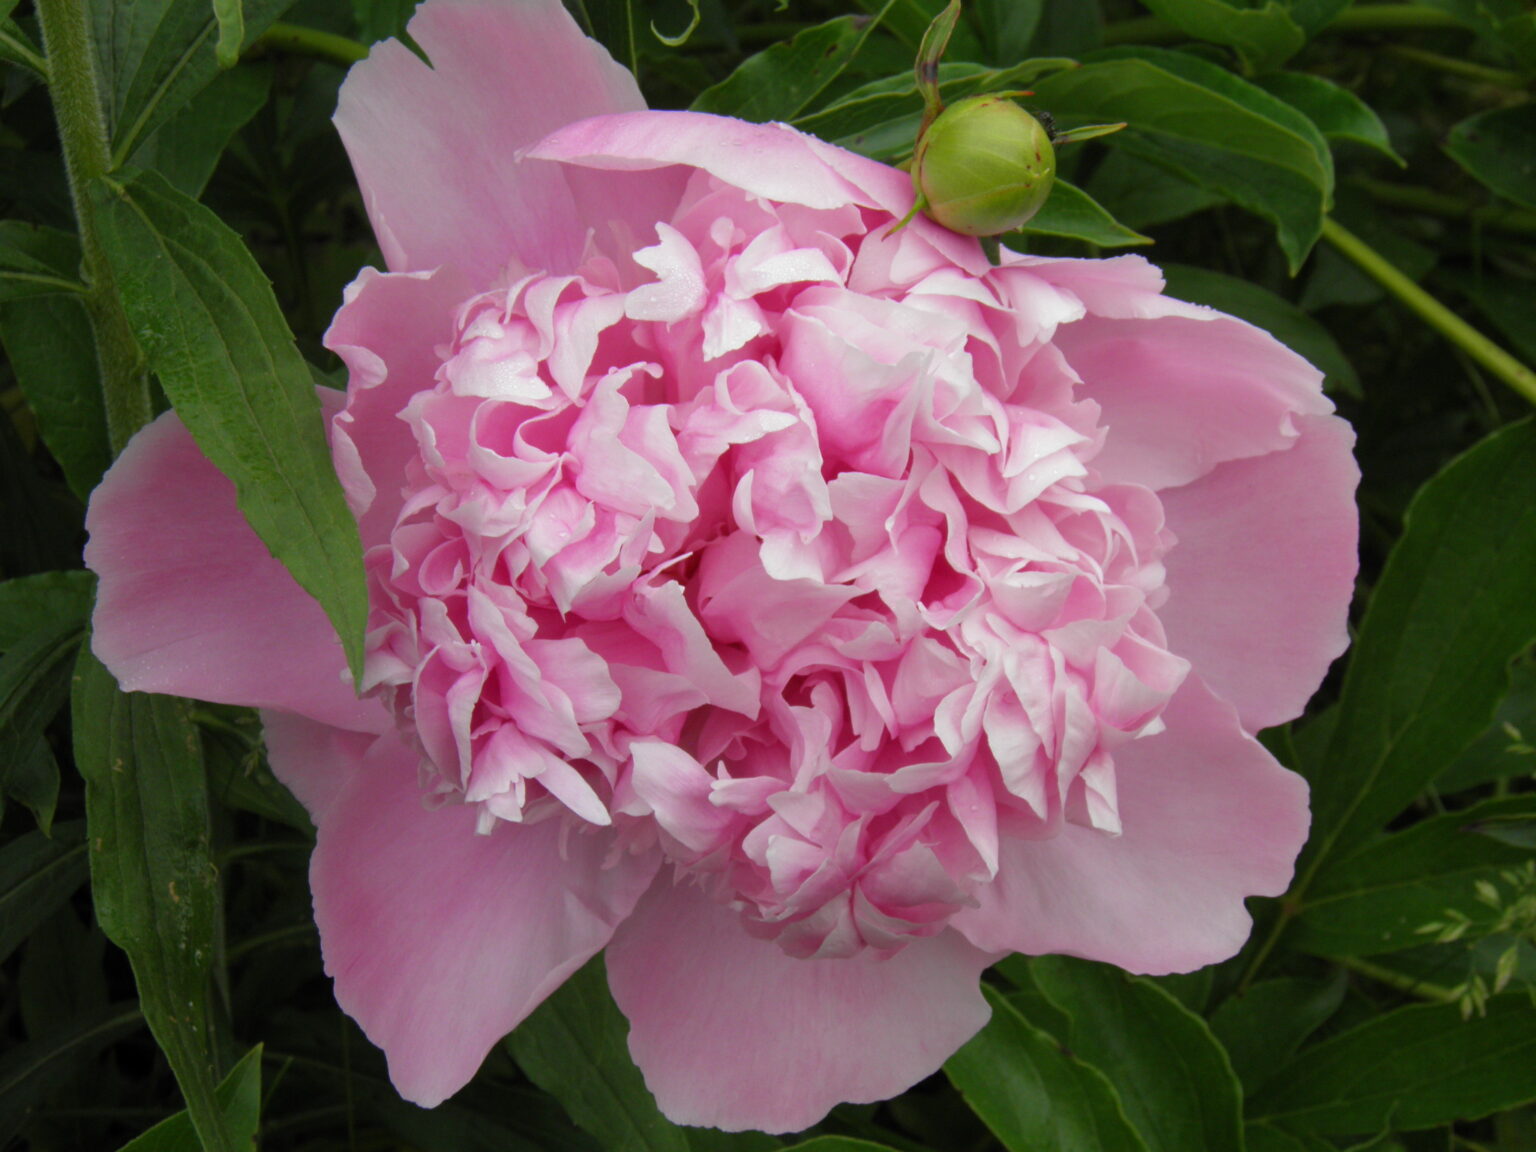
[84, 0, 1359, 1133]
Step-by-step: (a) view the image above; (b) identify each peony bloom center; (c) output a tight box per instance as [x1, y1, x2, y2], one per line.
[353, 169, 1191, 961]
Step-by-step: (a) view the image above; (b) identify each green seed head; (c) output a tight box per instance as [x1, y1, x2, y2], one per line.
[912, 95, 1056, 237]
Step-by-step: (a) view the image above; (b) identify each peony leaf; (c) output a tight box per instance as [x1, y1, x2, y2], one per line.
[1293, 795, 1536, 957]
[1444, 105, 1536, 213]
[1207, 975, 1346, 1095]
[691, 13, 884, 124]
[1029, 957, 1245, 1152]
[1250, 999, 1536, 1136]
[0, 220, 84, 303]
[116, 1044, 263, 1152]
[1010, 178, 1152, 249]
[1435, 658, 1536, 794]
[0, 571, 96, 652]
[1252, 72, 1403, 166]
[506, 956, 689, 1152]
[0, 820, 88, 965]
[88, 169, 369, 684]
[780, 1141, 902, 1152]
[71, 645, 239, 1152]
[1300, 419, 1536, 876]
[945, 985, 1150, 1152]
[1137, 0, 1305, 73]
[1032, 47, 1333, 271]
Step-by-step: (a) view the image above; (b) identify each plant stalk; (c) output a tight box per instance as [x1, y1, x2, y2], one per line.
[1321, 218, 1536, 408]
[1336, 956, 1461, 1005]
[1106, 3, 1464, 45]
[35, 0, 152, 456]
[1384, 45, 1528, 88]
[248, 22, 368, 67]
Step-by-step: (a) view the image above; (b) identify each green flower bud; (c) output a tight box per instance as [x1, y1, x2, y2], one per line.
[911, 95, 1056, 237]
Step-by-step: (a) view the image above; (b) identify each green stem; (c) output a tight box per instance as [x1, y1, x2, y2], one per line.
[1321, 217, 1536, 408]
[1105, 3, 1463, 45]
[1348, 176, 1536, 238]
[1385, 44, 1528, 87]
[248, 22, 367, 67]
[35, 0, 152, 456]
[1336, 955, 1461, 1004]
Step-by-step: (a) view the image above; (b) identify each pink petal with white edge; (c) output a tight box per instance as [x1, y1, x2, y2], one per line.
[309, 727, 659, 1107]
[1053, 296, 1336, 490]
[85, 412, 384, 734]
[334, 0, 686, 282]
[606, 882, 997, 1132]
[1159, 413, 1359, 731]
[951, 676, 1309, 975]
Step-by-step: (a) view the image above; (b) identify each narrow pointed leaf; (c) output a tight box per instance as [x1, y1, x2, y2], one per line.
[1137, 0, 1304, 72]
[72, 644, 238, 1152]
[89, 170, 367, 682]
[1253, 72, 1403, 165]
[0, 617, 83, 832]
[116, 1043, 263, 1152]
[0, 820, 88, 964]
[1011, 178, 1152, 248]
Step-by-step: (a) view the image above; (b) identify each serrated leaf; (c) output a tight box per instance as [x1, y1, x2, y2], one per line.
[0, 294, 112, 500]
[1011, 178, 1152, 248]
[89, 170, 367, 682]
[89, 0, 294, 167]
[1207, 974, 1346, 1094]
[1159, 263, 1358, 395]
[1299, 419, 1536, 880]
[1250, 999, 1536, 1136]
[691, 13, 880, 123]
[1294, 796, 1536, 956]
[72, 644, 239, 1152]
[1138, 0, 1304, 72]
[1445, 104, 1536, 212]
[506, 955, 688, 1152]
[0, 220, 84, 302]
[1029, 957, 1244, 1152]
[0, 820, 88, 964]
[116, 1043, 262, 1152]
[945, 986, 1149, 1152]
[1033, 47, 1333, 270]
[1252, 72, 1402, 165]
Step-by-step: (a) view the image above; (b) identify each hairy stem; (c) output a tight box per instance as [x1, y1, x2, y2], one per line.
[36, 0, 152, 455]
[1322, 218, 1536, 408]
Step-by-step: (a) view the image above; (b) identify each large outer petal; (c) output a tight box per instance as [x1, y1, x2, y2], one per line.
[1041, 263, 1336, 490]
[84, 411, 384, 734]
[334, 0, 686, 281]
[951, 676, 1308, 975]
[606, 882, 996, 1133]
[300, 726, 660, 1107]
[1158, 413, 1359, 731]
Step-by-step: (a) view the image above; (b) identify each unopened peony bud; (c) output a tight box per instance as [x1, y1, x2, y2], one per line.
[911, 94, 1055, 236]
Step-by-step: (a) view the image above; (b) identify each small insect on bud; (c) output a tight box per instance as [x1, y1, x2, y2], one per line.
[910, 94, 1056, 237]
